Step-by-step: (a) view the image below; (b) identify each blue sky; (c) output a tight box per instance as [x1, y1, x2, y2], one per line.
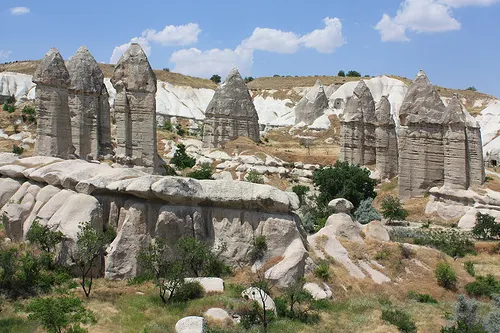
[2, 0, 500, 97]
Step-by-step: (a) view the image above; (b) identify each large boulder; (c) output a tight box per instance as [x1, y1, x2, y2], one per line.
[204, 308, 232, 323]
[242, 287, 276, 312]
[325, 213, 363, 243]
[363, 221, 390, 242]
[304, 282, 333, 300]
[185, 277, 224, 293]
[328, 198, 354, 214]
[0, 178, 23, 207]
[175, 316, 206, 333]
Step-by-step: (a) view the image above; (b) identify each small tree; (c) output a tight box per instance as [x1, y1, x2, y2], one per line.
[276, 278, 318, 323]
[346, 70, 361, 77]
[244, 77, 254, 83]
[170, 144, 196, 170]
[380, 195, 408, 224]
[26, 219, 64, 254]
[354, 198, 381, 224]
[71, 222, 115, 297]
[466, 86, 477, 92]
[250, 236, 267, 263]
[435, 262, 457, 290]
[473, 213, 500, 240]
[27, 296, 96, 333]
[187, 163, 213, 180]
[210, 74, 221, 84]
[337, 70, 346, 77]
[312, 160, 376, 208]
[176, 236, 229, 277]
[137, 238, 186, 304]
[163, 68, 170, 72]
[244, 269, 275, 333]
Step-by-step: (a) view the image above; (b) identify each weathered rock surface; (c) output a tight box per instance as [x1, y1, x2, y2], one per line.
[0, 178, 22, 207]
[204, 308, 232, 323]
[111, 43, 158, 170]
[304, 282, 333, 300]
[67, 46, 111, 160]
[325, 213, 364, 243]
[242, 287, 276, 312]
[328, 198, 354, 214]
[175, 316, 206, 333]
[363, 221, 390, 242]
[33, 48, 75, 158]
[398, 71, 446, 199]
[185, 277, 224, 293]
[375, 96, 398, 178]
[202, 68, 260, 148]
[294, 79, 329, 125]
[340, 87, 364, 165]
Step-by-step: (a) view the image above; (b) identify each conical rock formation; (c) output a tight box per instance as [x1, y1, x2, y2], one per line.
[33, 48, 75, 158]
[294, 79, 329, 125]
[375, 96, 398, 178]
[202, 68, 260, 148]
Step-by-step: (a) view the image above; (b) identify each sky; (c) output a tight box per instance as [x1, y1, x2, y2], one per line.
[2, 0, 500, 97]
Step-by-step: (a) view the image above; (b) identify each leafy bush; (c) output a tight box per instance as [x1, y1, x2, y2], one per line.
[337, 70, 346, 77]
[246, 170, 264, 184]
[275, 279, 319, 323]
[465, 275, 500, 298]
[484, 295, 500, 333]
[26, 219, 64, 254]
[380, 196, 408, 223]
[7, 105, 15, 113]
[466, 86, 477, 91]
[2, 103, 8, 111]
[210, 74, 221, 84]
[244, 76, 254, 83]
[346, 70, 361, 77]
[176, 236, 230, 278]
[250, 236, 267, 262]
[354, 197, 381, 224]
[176, 124, 186, 136]
[12, 144, 24, 155]
[292, 185, 310, 205]
[187, 162, 213, 180]
[160, 120, 174, 131]
[170, 144, 196, 170]
[314, 261, 330, 281]
[313, 160, 376, 208]
[465, 261, 476, 277]
[172, 281, 204, 302]
[441, 322, 487, 332]
[297, 195, 335, 233]
[27, 296, 96, 333]
[22, 105, 36, 123]
[381, 309, 417, 333]
[408, 291, 438, 303]
[435, 262, 457, 290]
[473, 213, 500, 240]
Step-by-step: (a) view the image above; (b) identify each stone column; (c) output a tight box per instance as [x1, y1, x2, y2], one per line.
[355, 81, 377, 165]
[111, 43, 158, 171]
[33, 48, 74, 158]
[340, 95, 364, 165]
[375, 96, 398, 179]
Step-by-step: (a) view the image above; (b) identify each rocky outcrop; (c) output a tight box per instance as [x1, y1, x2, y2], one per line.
[340, 80, 376, 166]
[111, 43, 158, 171]
[175, 317, 206, 333]
[33, 48, 75, 158]
[398, 71, 447, 199]
[464, 108, 485, 187]
[375, 96, 398, 178]
[0, 154, 305, 287]
[294, 79, 329, 125]
[202, 68, 260, 148]
[67, 46, 111, 160]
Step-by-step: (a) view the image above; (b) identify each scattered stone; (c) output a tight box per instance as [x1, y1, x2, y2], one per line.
[242, 287, 276, 312]
[175, 316, 206, 333]
[202, 69, 260, 148]
[184, 277, 224, 293]
[325, 213, 363, 243]
[328, 198, 354, 214]
[204, 308, 232, 322]
[304, 282, 333, 300]
[363, 220, 390, 242]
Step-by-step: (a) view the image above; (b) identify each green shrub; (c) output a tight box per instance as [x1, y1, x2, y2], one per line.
[312, 160, 376, 208]
[275, 279, 319, 323]
[473, 213, 500, 240]
[298, 196, 335, 233]
[176, 124, 186, 137]
[435, 262, 457, 290]
[172, 281, 204, 302]
[466, 86, 477, 92]
[354, 197, 381, 224]
[7, 105, 15, 113]
[27, 296, 96, 333]
[380, 195, 408, 223]
[246, 170, 264, 184]
[210, 74, 221, 84]
[441, 321, 487, 332]
[176, 236, 230, 278]
[337, 70, 346, 77]
[12, 144, 24, 155]
[26, 219, 64, 254]
[187, 162, 213, 180]
[346, 70, 361, 77]
[408, 291, 438, 303]
[170, 144, 196, 170]
[465, 261, 476, 277]
[161, 121, 174, 132]
[292, 185, 309, 204]
[250, 236, 267, 262]
[465, 275, 500, 298]
[375, 249, 391, 260]
[381, 309, 417, 333]
[314, 261, 330, 281]
[22, 105, 36, 123]
[2, 103, 8, 111]
[484, 295, 500, 333]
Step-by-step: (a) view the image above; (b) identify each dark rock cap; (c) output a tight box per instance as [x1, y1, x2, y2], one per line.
[33, 48, 71, 87]
[111, 43, 157, 93]
[66, 46, 104, 94]
[375, 95, 394, 126]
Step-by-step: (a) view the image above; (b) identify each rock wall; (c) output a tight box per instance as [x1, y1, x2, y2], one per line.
[0, 153, 306, 287]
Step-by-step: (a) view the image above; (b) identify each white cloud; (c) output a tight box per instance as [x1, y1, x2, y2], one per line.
[10, 7, 30, 15]
[110, 37, 151, 64]
[241, 28, 300, 54]
[300, 17, 346, 53]
[441, 0, 500, 7]
[375, 0, 460, 42]
[169, 46, 253, 79]
[169, 17, 346, 78]
[109, 23, 201, 63]
[0, 50, 12, 61]
[142, 23, 201, 46]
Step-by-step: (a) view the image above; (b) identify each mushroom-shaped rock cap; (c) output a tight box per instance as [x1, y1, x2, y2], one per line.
[354, 80, 377, 123]
[342, 95, 363, 122]
[375, 95, 394, 125]
[305, 79, 326, 101]
[205, 68, 259, 120]
[33, 48, 71, 87]
[399, 70, 446, 126]
[66, 46, 104, 94]
[111, 43, 157, 93]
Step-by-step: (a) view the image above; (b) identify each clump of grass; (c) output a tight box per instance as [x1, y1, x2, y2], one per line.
[408, 291, 438, 304]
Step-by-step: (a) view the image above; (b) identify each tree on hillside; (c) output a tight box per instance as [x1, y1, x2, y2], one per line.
[466, 86, 477, 91]
[346, 70, 361, 77]
[337, 70, 346, 77]
[245, 77, 254, 83]
[170, 143, 196, 170]
[210, 74, 221, 84]
[380, 195, 408, 224]
[312, 160, 376, 208]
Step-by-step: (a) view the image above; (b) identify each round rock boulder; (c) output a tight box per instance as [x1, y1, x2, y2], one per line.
[328, 198, 354, 214]
[175, 316, 206, 333]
